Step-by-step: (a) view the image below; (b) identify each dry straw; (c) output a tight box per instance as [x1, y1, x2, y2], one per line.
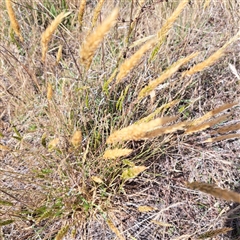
[5, 0, 23, 42]
[80, 8, 119, 70]
[138, 52, 199, 100]
[41, 12, 71, 62]
[106, 116, 177, 144]
[185, 112, 232, 135]
[116, 38, 157, 84]
[186, 181, 240, 203]
[204, 133, 240, 143]
[78, 0, 86, 30]
[182, 31, 240, 77]
[103, 148, 133, 160]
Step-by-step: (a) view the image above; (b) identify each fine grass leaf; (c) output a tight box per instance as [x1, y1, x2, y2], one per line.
[186, 181, 240, 203]
[121, 166, 147, 180]
[197, 227, 232, 239]
[151, 220, 172, 227]
[106, 219, 125, 240]
[122, 159, 135, 167]
[138, 206, 156, 212]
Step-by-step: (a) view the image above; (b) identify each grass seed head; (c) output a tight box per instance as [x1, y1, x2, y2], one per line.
[71, 130, 82, 148]
[182, 31, 240, 77]
[116, 39, 156, 84]
[41, 12, 71, 62]
[138, 52, 199, 99]
[106, 116, 177, 144]
[91, 0, 105, 29]
[103, 148, 133, 159]
[47, 82, 53, 100]
[204, 133, 240, 143]
[186, 181, 240, 203]
[80, 8, 119, 69]
[5, 0, 23, 42]
[78, 0, 87, 30]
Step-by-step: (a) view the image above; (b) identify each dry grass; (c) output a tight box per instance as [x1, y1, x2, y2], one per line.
[1, 0, 240, 239]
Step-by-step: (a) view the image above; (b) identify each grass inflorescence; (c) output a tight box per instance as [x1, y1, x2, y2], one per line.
[1, 0, 240, 239]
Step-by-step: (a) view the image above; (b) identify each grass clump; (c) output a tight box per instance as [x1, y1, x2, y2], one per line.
[1, 0, 240, 239]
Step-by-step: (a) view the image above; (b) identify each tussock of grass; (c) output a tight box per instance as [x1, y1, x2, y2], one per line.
[1, 0, 239, 239]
